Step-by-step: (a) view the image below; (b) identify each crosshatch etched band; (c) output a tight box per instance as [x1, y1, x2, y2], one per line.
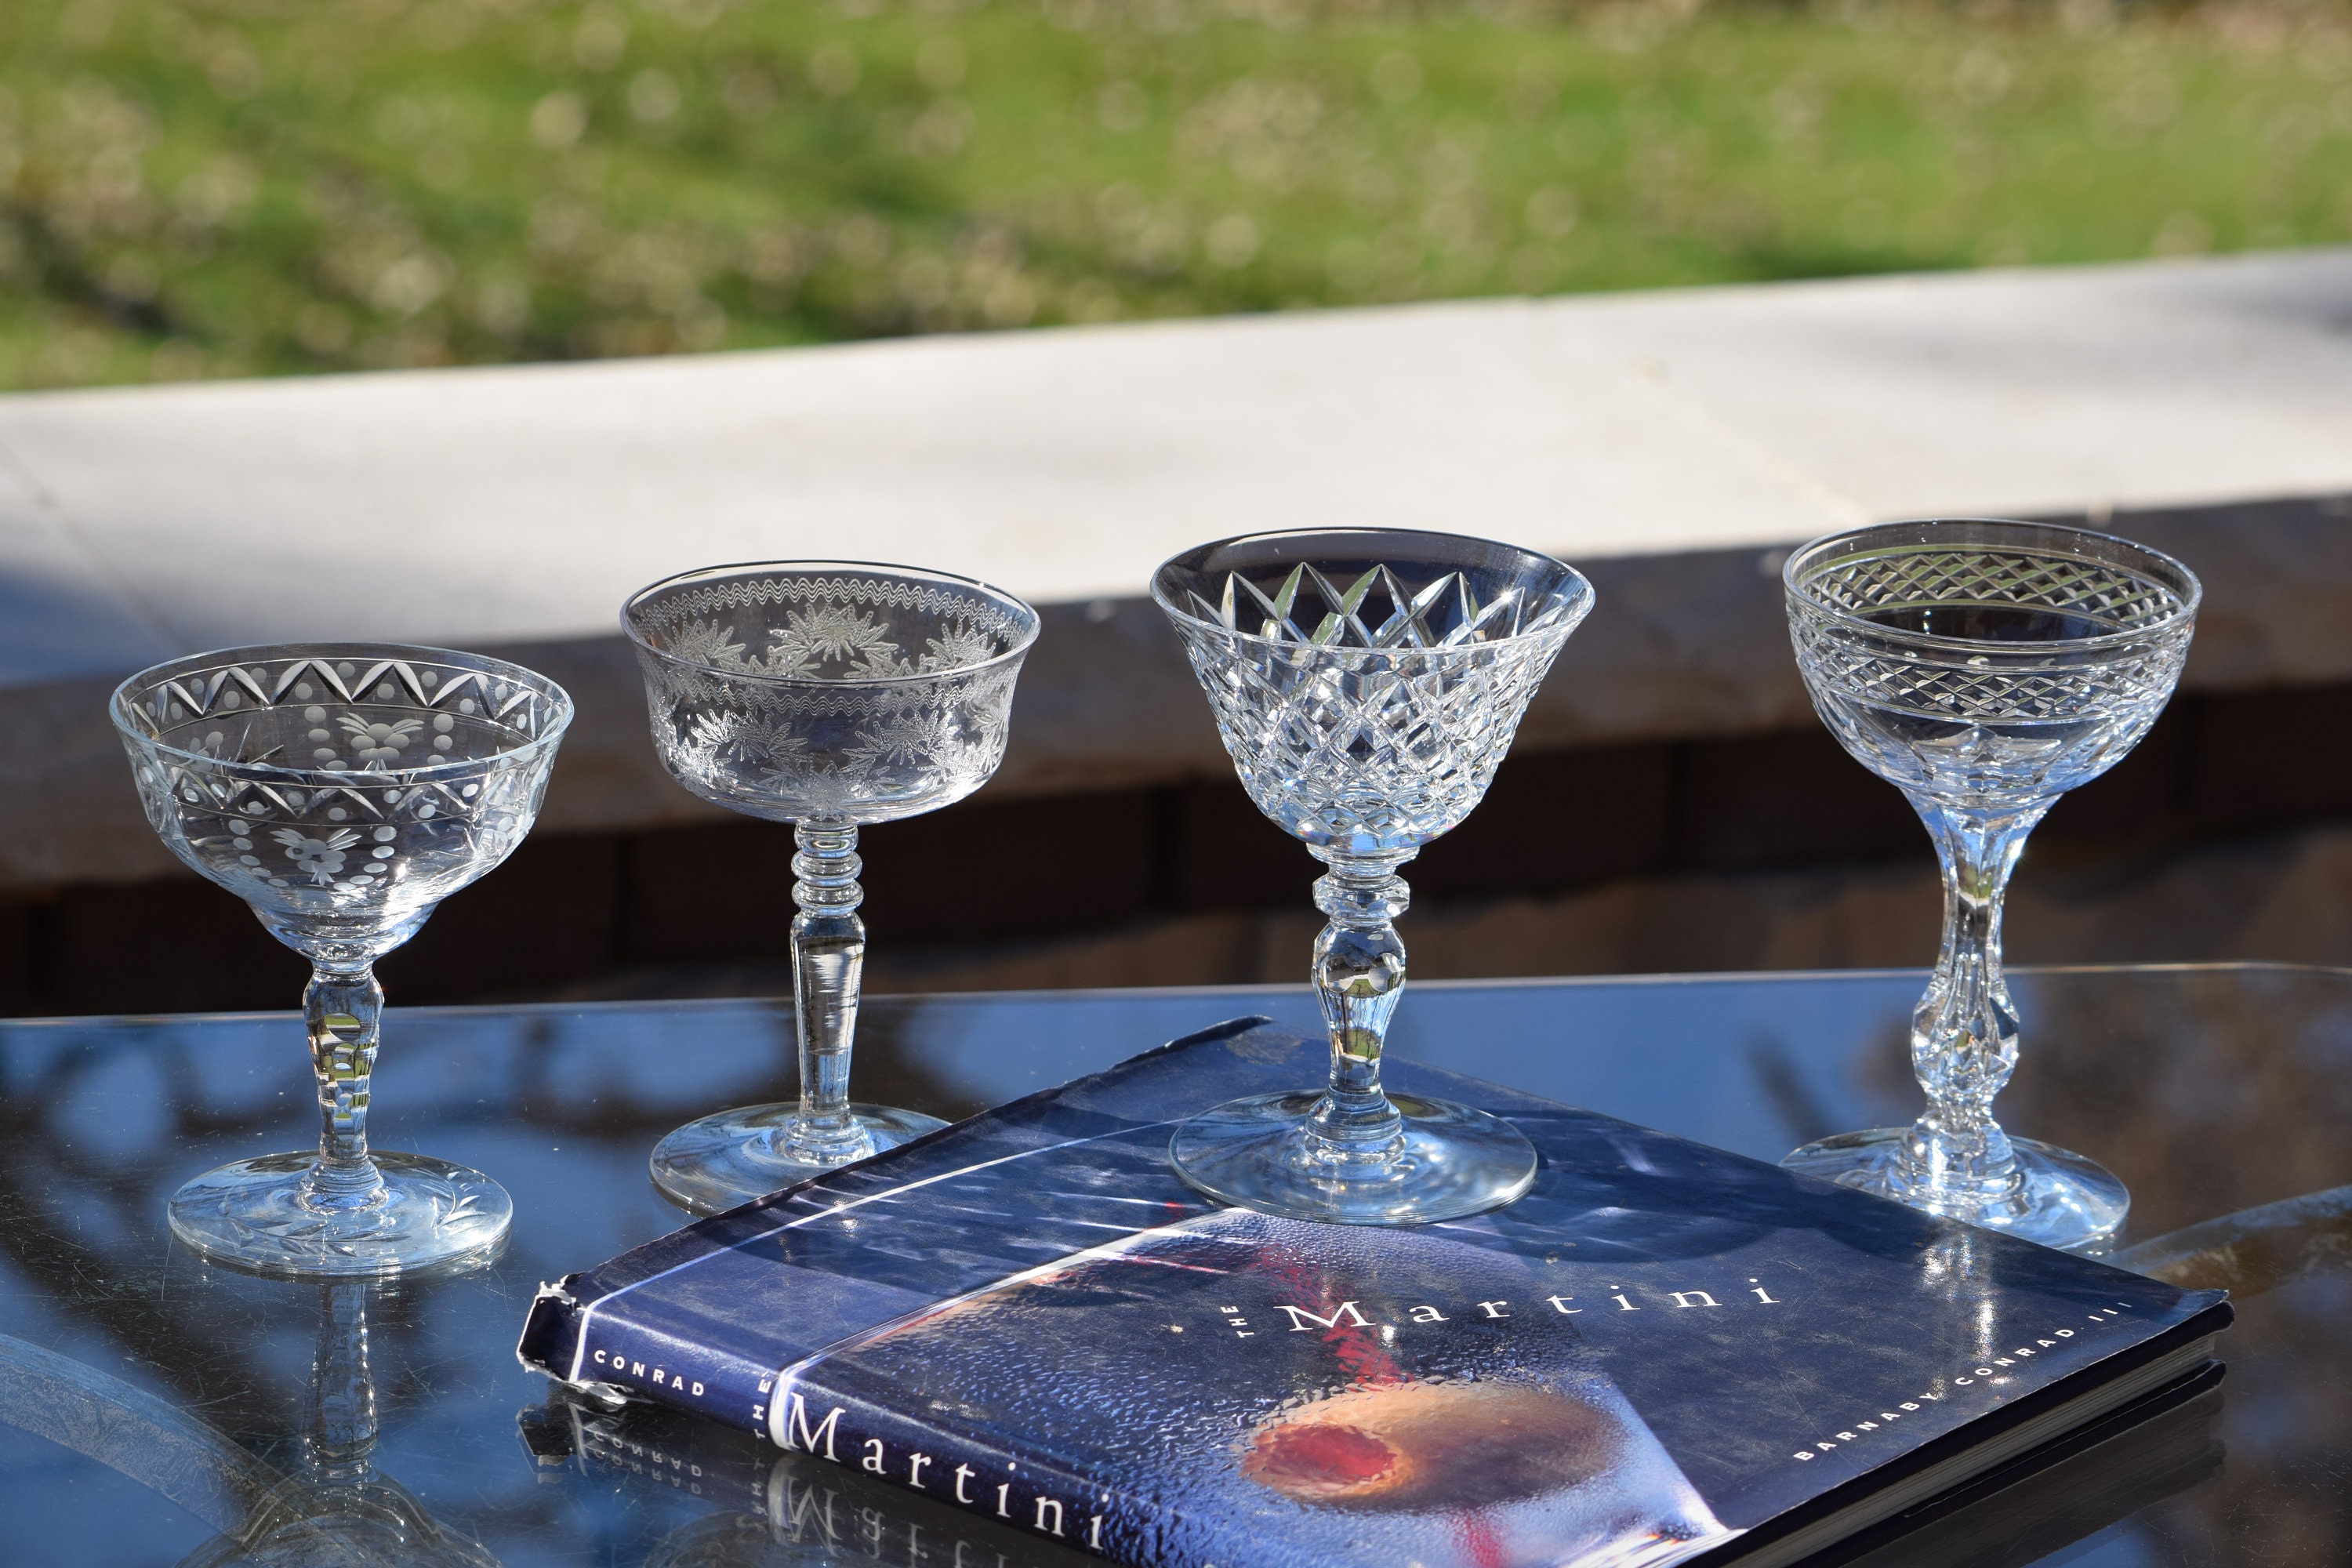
[1799, 546, 2187, 632]
[1786, 606, 2193, 723]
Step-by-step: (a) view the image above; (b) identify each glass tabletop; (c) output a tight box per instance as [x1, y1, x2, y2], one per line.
[1, 964, 2346, 1566]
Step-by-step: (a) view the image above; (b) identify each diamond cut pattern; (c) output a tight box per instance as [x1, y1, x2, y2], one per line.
[1186, 562, 1577, 650]
[1172, 597, 1578, 854]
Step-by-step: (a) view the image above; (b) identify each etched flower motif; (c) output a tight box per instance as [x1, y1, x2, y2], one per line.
[760, 751, 862, 810]
[848, 710, 956, 773]
[665, 618, 752, 671]
[684, 710, 808, 772]
[644, 655, 715, 715]
[764, 605, 903, 677]
[681, 709, 745, 764]
[959, 694, 1009, 753]
[273, 828, 361, 885]
[634, 578, 1027, 825]
[920, 625, 1000, 673]
[738, 718, 808, 764]
[337, 713, 425, 763]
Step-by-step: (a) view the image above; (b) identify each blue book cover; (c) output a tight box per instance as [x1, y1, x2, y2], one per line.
[517, 1018, 2228, 1568]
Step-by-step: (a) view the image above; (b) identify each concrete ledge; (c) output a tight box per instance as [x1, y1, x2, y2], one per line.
[3, 249, 2350, 895]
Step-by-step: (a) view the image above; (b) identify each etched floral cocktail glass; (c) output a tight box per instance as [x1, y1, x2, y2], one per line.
[626, 561, 1038, 1214]
[1781, 519, 2199, 1252]
[112, 644, 571, 1276]
[1154, 528, 1593, 1225]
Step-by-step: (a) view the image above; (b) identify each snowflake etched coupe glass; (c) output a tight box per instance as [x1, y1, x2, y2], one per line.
[1781, 519, 2200, 1252]
[112, 644, 572, 1276]
[625, 561, 1039, 1214]
[1153, 528, 1593, 1225]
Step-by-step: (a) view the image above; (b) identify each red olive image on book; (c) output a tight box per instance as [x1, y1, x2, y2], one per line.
[1241, 1381, 1620, 1512]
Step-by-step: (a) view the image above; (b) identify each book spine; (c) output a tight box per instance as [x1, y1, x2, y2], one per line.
[517, 1277, 779, 1439]
[764, 1375, 1138, 1559]
[521, 1283, 1151, 1560]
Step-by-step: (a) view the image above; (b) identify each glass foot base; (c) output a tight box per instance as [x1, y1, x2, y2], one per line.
[169, 1150, 513, 1278]
[1170, 1091, 1538, 1225]
[649, 1102, 950, 1216]
[1781, 1128, 2129, 1253]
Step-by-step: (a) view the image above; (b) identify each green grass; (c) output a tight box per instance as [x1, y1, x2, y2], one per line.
[2, 0, 2349, 390]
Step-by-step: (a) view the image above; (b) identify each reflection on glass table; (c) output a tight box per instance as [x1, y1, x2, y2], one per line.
[0, 1274, 497, 1566]
[519, 1367, 2228, 1568]
[0, 964, 2347, 1566]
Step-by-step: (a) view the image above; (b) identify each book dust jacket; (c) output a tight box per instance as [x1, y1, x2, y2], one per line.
[520, 1020, 2227, 1568]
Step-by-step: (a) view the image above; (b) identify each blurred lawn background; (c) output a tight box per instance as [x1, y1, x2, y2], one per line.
[2, 0, 2349, 391]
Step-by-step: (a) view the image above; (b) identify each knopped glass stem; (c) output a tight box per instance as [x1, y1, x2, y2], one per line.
[304, 967, 387, 1212]
[784, 820, 872, 1167]
[1303, 853, 1413, 1167]
[1893, 797, 2050, 1209]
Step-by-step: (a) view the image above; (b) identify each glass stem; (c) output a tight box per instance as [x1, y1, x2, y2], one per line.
[1897, 799, 2049, 1206]
[305, 1281, 377, 1483]
[1305, 853, 1412, 1165]
[785, 820, 873, 1167]
[304, 965, 385, 1210]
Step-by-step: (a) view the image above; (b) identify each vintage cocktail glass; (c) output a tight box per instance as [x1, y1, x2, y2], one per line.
[112, 644, 572, 1276]
[626, 561, 1039, 1214]
[1780, 519, 2199, 1251]
[1153, 528, 1593, 1225]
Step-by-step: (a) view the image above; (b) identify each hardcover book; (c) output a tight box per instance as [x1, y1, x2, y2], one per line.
[517, 1018, 2229, 1568]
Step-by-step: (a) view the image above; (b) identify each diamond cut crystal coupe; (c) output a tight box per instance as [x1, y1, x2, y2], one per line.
[626, 561, 1039, 1215]
[1154, 528, 1593, 1225]
[113, 644, 572, 1277]
[1780, 519, 2200, 1252]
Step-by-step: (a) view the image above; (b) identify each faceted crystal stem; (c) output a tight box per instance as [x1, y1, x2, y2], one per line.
[303, 966, 386, 1211]
[1303, 854, 1412, 1164]
[1894, 799, 2049, 1208]
[784, 820, 873, 1167]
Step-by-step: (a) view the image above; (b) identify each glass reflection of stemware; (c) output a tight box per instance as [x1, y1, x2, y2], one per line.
[1780, 519, 2199, 1251]
[112, 644, 571, 1277]
[179, 1281, 502, 1568]
[0, 1279, 499, 1566]
[625, 561, 1039, 1215]
[1152, 528, 1593, 1225]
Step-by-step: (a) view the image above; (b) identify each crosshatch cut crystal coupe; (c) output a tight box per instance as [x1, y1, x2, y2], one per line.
[1154, 528, 1594, 1225]
[113, 644, 572, 1276]
[626, 561, 1039, 1214]
[1781, 519, 2200, 1251]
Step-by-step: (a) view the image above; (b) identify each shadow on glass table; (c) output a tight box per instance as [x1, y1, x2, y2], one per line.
[0, 964, 2347, 1565]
